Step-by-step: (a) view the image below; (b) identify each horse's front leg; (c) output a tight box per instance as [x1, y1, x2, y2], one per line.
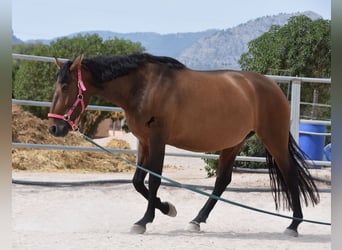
[131, 138, 176, 234]
[133, 168, 175, 216]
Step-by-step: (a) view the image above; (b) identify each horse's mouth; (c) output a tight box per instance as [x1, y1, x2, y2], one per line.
[48, 122, 69, 137]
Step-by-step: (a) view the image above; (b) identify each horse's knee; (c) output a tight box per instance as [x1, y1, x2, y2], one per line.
[132, 173, 145, 193]
[148, 175, 161, 188]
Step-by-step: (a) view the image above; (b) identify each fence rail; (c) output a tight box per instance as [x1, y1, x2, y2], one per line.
[12, 99, 332, 137]
[12, 142, 332, 167]
[12, 54, 332, 167]
[12, 99, 123, 112]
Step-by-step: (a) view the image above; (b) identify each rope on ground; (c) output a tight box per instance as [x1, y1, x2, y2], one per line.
[79, 131, 331, 226]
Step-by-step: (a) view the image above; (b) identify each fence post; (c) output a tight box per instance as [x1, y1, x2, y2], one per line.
[290, 79, 301, 142]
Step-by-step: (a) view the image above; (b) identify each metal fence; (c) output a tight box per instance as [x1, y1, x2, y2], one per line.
[12, 54, 332, 167]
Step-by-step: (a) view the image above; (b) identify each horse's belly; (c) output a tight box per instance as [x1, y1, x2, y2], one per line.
[168, 135, 243, 152]
[167, 121, 251, 152]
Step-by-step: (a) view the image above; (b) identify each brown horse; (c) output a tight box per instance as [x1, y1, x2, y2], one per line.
[48, 53, 319, 237]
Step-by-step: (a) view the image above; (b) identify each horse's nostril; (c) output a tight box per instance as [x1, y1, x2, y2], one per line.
[48, 123, 69, 137]
[49, 125, 57, 135]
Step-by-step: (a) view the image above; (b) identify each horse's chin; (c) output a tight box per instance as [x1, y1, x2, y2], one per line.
[48, 122, 69, 137]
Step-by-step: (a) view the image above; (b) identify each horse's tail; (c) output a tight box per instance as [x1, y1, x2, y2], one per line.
[266, 132, 320, 210]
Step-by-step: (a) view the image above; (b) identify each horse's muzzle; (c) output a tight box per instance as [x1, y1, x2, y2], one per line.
[48, 122, 69, 137]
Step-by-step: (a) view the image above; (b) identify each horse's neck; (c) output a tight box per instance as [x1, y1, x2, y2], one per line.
[97, 72, 146, 113]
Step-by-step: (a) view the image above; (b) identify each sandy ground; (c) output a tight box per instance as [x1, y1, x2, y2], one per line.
[12, 132, 331, 250]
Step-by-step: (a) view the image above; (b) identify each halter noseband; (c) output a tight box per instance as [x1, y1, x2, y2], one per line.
[48, 68, 87, 131]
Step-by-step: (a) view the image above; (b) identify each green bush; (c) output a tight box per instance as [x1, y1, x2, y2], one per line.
[235, 135, 266, 169]
[203, 152, 219, 177]
[203, 135, 266, 177]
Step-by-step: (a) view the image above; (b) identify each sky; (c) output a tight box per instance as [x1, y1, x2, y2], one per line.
[12, 0, 331, 41]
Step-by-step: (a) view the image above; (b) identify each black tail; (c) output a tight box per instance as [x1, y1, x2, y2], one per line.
[266, 132, 320, 210]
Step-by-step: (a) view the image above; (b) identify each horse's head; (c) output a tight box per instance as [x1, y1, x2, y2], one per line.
[48, 55, 92, 137]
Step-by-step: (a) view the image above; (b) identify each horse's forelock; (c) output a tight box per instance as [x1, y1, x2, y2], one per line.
[57, 61, 73, 84]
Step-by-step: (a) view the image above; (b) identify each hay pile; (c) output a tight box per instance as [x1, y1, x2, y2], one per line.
[12, 110, 136, 173]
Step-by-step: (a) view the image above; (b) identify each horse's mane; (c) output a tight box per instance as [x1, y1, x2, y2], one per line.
[58, 53, 186, 84]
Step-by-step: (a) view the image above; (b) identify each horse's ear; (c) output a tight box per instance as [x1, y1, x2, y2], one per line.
[70, 54, 84, 71]
[54, 57, 63, 69]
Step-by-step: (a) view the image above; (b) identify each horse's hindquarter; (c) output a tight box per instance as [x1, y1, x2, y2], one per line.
[166, 70, 258, 152]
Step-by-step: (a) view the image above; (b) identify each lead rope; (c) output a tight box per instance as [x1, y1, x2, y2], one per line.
[77, 130, 331, 226]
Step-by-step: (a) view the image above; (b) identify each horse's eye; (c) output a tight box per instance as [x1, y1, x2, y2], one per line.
[61, 84, 69, 92]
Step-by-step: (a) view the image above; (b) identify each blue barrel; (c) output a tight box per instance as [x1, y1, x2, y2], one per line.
[324, 143, 331, 161]
[299, 124, 326, 167]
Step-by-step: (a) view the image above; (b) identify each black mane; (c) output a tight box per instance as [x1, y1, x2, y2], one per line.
[58, 53, 186, 84]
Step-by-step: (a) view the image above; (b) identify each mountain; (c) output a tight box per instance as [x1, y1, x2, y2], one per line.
[178, 11, 322, 70]
[14, 11, 323, 70]
[22, 30, 218, 58]
[68, 30, 218, 58]
[12, 34, 23, 44]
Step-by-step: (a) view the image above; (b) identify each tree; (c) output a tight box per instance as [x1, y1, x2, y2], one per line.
[239, 15, 331, 78]
[13, 43, 56, 118]
[13, 34, 145, 137]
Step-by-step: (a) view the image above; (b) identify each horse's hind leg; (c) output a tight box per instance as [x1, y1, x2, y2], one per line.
[187, 143, 243, 232]
[266, 148, 303, 237]
[258, 131, 319, 237]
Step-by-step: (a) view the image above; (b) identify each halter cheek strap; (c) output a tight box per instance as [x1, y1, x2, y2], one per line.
[48, 68, 87, 131]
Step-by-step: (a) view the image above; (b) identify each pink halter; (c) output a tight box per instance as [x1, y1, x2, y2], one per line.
[48, 68, 87, 131]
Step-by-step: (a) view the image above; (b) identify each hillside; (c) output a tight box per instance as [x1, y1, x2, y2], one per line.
[178, 11, 322, 70]
[12, 34, 23, 44]
[23, 30, 218, 58]
[14, 11, 323, 70]
[72, 30, 218, 58]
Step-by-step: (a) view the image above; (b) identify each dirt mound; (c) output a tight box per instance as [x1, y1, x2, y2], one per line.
[12, 110, 135, 172]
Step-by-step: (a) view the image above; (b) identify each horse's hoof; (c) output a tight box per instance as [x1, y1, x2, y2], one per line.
[166, 202, 177, 217]
[130, 224, 146, 234]
[186, 221, 201, 232]
[284, 228, 299, 237]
